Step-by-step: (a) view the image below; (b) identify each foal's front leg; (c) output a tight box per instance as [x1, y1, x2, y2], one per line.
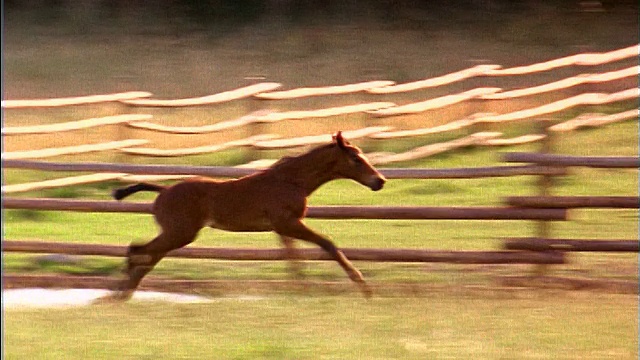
[272, 218, 372, 298]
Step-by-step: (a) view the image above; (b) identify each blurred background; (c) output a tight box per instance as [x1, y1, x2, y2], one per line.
[4, 0, 638, 97]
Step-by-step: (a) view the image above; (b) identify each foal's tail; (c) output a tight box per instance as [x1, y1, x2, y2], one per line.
[112, 183, 165, 200]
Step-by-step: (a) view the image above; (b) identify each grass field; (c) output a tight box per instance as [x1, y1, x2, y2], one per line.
[4, 294, 638, 359]
[3, 122, 638, 359]
[3, 7, 639, 359]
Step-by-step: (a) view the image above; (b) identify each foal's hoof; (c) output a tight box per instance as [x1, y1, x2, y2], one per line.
[92, 291, 132, 304]
[359, 282, 373, 299]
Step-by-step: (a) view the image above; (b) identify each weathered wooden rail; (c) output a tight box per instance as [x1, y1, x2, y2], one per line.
[504, 238, 639, 252]
[2, 240, 566, 264]
[2, 159, 568, 179]
[505, 196, 639, 209]
[503, 153, 640, 169]
[2, 197, 568, 220]
[501, 153, 638, 256]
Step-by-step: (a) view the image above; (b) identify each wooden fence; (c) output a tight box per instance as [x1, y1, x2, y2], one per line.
[3, 159, 571, 279]
[2, 44, 637, 165]
[2, 45, 638, 293]
[3, 154, 638, 292]
[2, 153, 637, 292]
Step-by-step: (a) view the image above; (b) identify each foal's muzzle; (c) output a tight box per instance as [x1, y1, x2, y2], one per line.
[369, 177, 386, 191]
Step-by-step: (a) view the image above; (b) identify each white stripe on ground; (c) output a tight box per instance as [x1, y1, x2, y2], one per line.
[2, 288, 217, 308]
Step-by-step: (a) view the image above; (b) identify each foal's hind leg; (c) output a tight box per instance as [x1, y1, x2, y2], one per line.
[279, 235, 304, 278]
[106, 227, 200, 302]
[107, 245, 167, 301]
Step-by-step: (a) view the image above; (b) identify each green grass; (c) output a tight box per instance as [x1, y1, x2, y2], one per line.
[4, 294, 638, 359]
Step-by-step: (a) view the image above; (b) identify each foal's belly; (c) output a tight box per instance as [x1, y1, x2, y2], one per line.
[205, 217, 274, 232]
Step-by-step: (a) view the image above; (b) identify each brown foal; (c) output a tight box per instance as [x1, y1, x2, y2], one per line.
[107, 131, 385, 300]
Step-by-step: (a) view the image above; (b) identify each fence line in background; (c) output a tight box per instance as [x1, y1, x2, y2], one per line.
[254, 80, 396, 99]
[1, 139, 149, 160]
[481, 44, 638, 76]
[119, 82, 282, 107]
[125, 110, 273, 134]
[0, 91, 152, 109]
[505, 196, 639, 209]
[547, 109, 638, 132]
[481, 65, 637, 100]
[2, 45, 637, 163]
[504, 238, 639, 252]
[1, 173, 128, 194]
[1, 104, 635, 160]
[503, 153, 640, 168]
[2, 45, 636, 110]
[250, 126, 392, 150]
[1, 114, 153, 136]
[368, 132, 501, 164]
[118, 134, 277, 157]
[367, 87, 501, 117]
[474, 88, 638, 123]
[365, 65, 501, 94]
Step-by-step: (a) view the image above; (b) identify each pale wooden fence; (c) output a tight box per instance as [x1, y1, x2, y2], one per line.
[1, 44, 637, 191]
[2, 44, 637, 164]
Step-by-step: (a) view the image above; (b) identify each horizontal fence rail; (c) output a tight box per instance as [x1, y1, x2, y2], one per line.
[1, 159, 568, 179]
[503, 153, 640, 168]
[481, 66, 638, 100]
[506, 196, 639, 209]
[0, 140, 150, 160]
[1, 114, 153, 136]
[1, 91, 152, 109]
[475, 88, 638, 123]
[3, 241, 566, 264]
[254, 80, 396, 99]
[119, 83, 282, 107]
[547, 109, 638, 132]
[2, 198, 568, 220]
[504, 238, 639, 252]
[3, 45, 635, 110]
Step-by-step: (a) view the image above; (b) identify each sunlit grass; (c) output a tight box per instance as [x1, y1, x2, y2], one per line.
[4, 294, 638, 360]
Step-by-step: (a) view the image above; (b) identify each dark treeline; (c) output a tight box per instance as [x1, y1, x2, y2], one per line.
[4, 0, 633, 30]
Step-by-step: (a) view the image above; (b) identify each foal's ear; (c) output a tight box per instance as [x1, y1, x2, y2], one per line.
[333, 131, 349, 149]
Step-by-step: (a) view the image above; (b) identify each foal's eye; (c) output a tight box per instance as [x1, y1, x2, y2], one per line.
[350, 155, 364, 164]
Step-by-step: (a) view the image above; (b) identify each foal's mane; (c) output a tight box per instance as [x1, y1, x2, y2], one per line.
[268, 143, 338, 171]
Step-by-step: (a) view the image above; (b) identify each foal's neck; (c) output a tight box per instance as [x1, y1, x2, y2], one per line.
[268, 145, 339, 196]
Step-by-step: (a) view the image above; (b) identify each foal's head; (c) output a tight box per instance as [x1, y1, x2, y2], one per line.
[331, 131, 386, 191]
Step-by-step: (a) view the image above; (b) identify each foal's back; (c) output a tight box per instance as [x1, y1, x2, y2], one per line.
[153, 173, 305, 233]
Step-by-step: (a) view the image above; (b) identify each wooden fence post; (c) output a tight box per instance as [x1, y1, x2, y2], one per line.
[361, 71, 385, 154]
[464, 58, 491, 137]
[244, 76, 268, 163]
[114, 102, 136, 164]
[533, 118, 557, 276]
